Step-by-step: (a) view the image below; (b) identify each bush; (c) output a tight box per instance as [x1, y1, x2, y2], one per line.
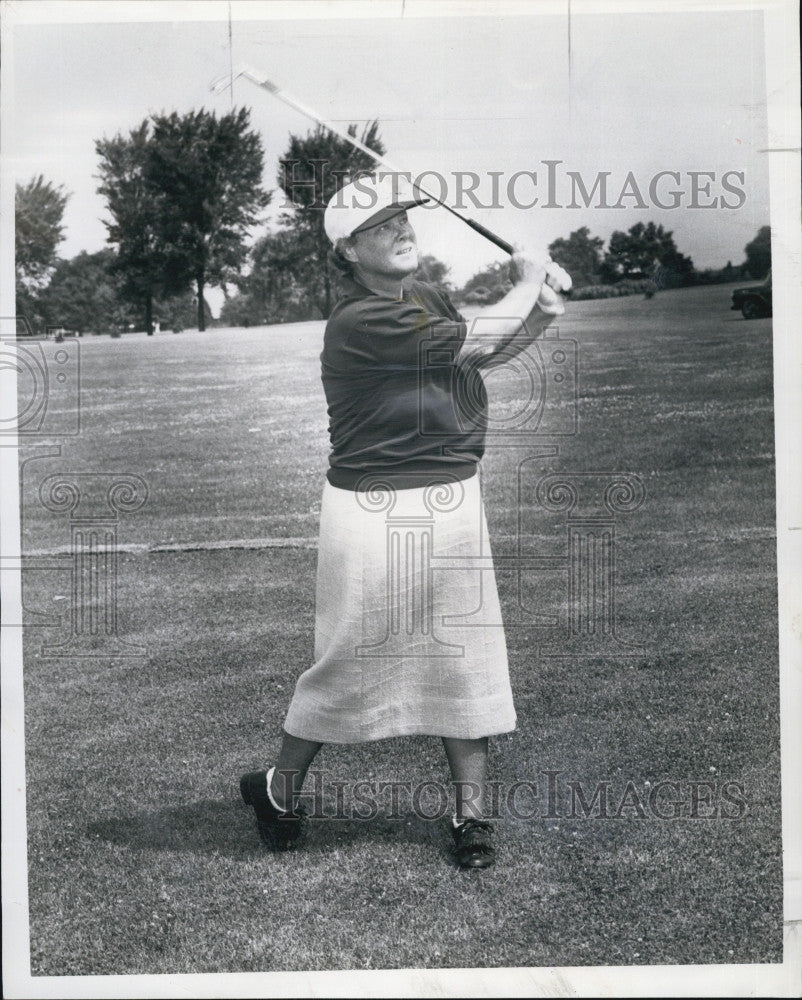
[457, 261, 511, 306]
[690, 263, 748, 286]
[219, 287, 323, 327]
[571, 279, 657, 301]
[462, 285, 491, 305]
[459, 283, 512, 307]
[219, 292, 263, 328]
[155, 291, 212, 333]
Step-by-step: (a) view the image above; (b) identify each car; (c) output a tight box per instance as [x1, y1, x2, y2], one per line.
[731, 270, 772, 319]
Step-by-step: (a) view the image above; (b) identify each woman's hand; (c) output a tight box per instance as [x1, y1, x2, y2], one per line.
[536, 283, 566, 316]
[509, 249, 548, 288]
[544, 261, 572, 294]
[509, 250, 572, 315]
[509, 250, 572, 292]
[537, 261, 573, 315]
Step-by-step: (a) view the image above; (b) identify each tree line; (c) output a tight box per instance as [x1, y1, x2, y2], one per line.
[459, 223, 770, 307]
[15, 111, 772, 335]
[16, 108, 269, 335]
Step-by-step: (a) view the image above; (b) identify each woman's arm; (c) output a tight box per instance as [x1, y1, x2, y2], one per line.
[456, 252, 570, 371]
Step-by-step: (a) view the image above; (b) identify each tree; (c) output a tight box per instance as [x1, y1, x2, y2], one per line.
[96, 122, 173, 335]
[16, 175, 69, 331]
[458, 260, 511, 305]
[601, 221, 694, 286]
[221, 228, 315, 326]
[144, 107, 270, 330]
[37, 250, 136, 334]
[548, 227, 604, 288]
[15, 175, 69, 288]
[154, 289, 213, 334]
[744, 226, 771, 279]
[416, 254, 452, 295]
[276, 122, 386, 316]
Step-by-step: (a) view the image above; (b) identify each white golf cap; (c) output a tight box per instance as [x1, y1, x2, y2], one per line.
[324, 174, 429, 245]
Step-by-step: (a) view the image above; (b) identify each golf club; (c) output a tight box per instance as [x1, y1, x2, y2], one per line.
[210, 65, 516, 257]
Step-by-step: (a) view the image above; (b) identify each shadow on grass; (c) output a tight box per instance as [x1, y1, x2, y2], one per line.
[86, 799, 457, 864]
[86, 799, 251, 854]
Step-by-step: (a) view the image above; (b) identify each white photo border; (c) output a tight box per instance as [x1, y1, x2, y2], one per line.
[1, 1, 799, 996]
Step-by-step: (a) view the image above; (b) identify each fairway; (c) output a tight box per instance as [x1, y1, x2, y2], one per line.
[20, 283, 782, 973]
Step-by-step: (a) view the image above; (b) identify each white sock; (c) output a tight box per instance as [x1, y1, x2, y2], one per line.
[265, 766, 286, 812]
[453, 812, 486, 827]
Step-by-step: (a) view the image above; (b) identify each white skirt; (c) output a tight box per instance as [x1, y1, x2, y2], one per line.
[282, 472, 516, 743]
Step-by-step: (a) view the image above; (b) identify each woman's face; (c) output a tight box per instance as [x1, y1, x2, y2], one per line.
[348, 211, 420, 283]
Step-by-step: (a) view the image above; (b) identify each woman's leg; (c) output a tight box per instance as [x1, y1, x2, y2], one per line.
[270, 732, 323, 811]
[442, 736, 488, 821]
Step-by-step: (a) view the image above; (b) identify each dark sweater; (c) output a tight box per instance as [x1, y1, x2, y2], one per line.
[321, 275, 487, 491]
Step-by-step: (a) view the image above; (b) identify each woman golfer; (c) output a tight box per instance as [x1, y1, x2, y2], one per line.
[241, 174, 570, 868]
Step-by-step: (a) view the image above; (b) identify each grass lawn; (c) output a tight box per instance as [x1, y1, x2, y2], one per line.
[20, 283, 782, 974]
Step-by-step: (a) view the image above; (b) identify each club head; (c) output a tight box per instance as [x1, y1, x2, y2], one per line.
[209, 72, 235, 95]
[210, 66, 277, 96]
[239, 66, 278, 93]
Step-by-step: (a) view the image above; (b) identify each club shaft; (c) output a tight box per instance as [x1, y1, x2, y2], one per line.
[231, 67, 516, 257]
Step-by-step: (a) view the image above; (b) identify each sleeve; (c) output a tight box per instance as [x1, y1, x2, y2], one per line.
[434, 287, 468, 325]
[328, 291, 467, 369]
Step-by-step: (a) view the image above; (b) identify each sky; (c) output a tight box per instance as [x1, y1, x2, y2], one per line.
[8, 2, 770, 295]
